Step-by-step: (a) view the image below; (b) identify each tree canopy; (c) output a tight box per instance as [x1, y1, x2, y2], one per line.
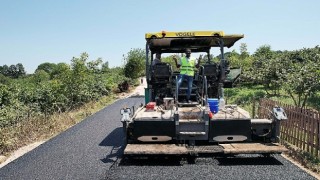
[123, 48, 145, 79]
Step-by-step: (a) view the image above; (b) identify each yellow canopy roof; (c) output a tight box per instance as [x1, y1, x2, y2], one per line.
[145, 31, 225, 39]
[145, 31, 244, 53]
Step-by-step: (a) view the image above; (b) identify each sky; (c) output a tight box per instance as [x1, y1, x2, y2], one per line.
[1, 0, 319, 74]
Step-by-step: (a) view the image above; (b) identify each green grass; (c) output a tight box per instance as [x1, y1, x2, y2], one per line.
[224, 85, 320, 116]
[224, 85, 266, 117]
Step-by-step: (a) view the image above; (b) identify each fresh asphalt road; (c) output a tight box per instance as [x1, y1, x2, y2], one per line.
[0, 96, 316, 180]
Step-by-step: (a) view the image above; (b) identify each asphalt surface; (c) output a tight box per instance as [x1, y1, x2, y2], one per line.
[0, 96, 144, 180]
[0, 96, 317, 180]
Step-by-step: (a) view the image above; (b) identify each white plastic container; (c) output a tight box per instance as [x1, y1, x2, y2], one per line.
[219, 97, 225, 110]
[163, 97, 174, 110]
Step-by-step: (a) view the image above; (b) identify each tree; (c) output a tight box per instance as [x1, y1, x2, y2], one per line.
[0, 74, 11, 84]
[240, 43, 249, 60]
[161, 55, 179, 72]
[51, 63, 71, 79]
[235, 43, 254, 83]
[101, 61, 109, 73]
[0, 63, 26, 78]
[32, 70, 50, 84]
[1, 65, 9, 77]
[68, 53, 91, 106]
[123, 48, 145, 79]
[281, 47, 320, 108]
[87, 57, 103, 73]
[8, 65, 18, 78]
[226, 50, 240, 68]
[16, 63, 26, 77]
[251, 45, 282, 95]
[35, 62, 57, 75]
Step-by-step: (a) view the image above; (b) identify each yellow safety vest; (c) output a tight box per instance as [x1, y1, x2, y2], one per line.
[180, 57, 196, 76]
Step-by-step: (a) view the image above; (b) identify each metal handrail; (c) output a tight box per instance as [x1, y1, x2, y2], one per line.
[175, 75, 179, 111]
[200, 66, 204, 105]
[200, 65, 208, 107]
[204, 75, 208, 108]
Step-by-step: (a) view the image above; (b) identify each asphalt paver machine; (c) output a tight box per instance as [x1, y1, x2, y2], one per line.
[121, 31, 287, 156]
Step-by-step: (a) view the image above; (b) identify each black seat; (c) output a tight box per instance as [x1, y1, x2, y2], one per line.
[202, 64, 218, 77]
[199, 64, 218, 82]
[153, 63, 172, 79]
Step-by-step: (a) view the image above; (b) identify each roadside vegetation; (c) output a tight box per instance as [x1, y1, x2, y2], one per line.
[0, 49, 145, 157]
[223, 44, 320, 111]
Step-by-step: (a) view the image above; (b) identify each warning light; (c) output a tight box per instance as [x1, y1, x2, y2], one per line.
[161, 31, 166, 37]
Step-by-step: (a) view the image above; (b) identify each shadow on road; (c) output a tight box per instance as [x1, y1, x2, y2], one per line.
[128, 95, 145, 98]
[99, 127, 124, 164]
[118, 155, 283, 167]
[119, 156, 183, 166]
[216, 156, 283, 166]
[99, 127, 182, 166]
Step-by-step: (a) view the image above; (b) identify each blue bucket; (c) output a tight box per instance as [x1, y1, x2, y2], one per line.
[208, 98, 219, 114]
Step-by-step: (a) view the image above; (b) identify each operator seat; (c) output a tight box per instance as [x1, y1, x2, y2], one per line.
[152, 63, 172, 83]
[201, 64, 218, 82]
[151, 63, 173, 104]
[198, 64, 220, 99]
